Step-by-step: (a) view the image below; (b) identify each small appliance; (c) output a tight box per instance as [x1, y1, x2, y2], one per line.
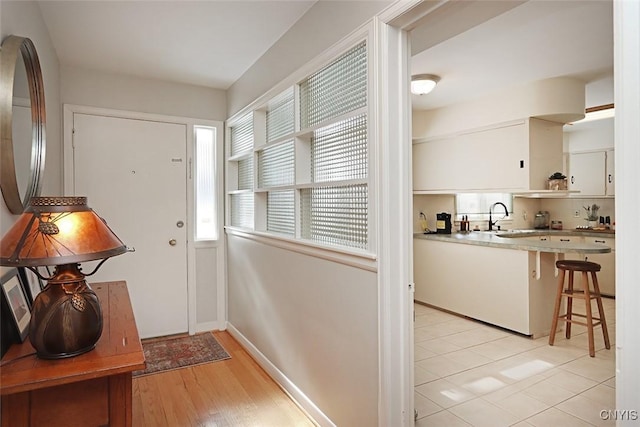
[436, 212, 452, 234]
[534, 211, 550, 229]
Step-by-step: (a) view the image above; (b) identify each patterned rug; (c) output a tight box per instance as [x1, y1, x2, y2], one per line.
[133, 332, 230, 377]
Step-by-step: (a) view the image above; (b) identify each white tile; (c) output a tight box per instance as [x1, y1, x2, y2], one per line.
[448, 398, 520, 427]
[489, 391, 550, 421]
[415, 410, 472, 427]
[522, 378, 576, 406]
[442, 328, 510, 348]
[482, 375, 546, 403]
[414, 392, 443, 418]
[415, 343, 438, 361]
[545, 369, 599, 394]
[415, 365, 439, 386]
[446, 348, 494, 370]
[470, 340, 525, 361]
[580, 384, 615, 409]
[556, 394, 617, 426]
[416, 355, 469, 378]
[415, 378, 477, 409]
[418, 337, 463, 355]
[560, 355, 615, 383]
[527, 407, 595, 427]
[446, 366, 511, 396]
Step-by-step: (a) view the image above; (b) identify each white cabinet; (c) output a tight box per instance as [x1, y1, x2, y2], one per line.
[568, 150, 614, 196]
[606, 149, 615, 195]
[559, 235, 615, 297]
[584, 236, 615, 297]
[413, 118, 563, 192]
[413, 238, 559, 337]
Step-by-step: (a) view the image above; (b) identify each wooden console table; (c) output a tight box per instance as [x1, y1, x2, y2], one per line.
[1, 281, 145, 427]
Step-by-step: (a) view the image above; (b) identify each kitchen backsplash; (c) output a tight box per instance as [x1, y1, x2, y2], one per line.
[413, 194, 615, 233]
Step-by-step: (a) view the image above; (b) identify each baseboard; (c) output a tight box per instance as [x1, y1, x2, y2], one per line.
[195, 320, 225, 334]
[226, 322, 335, 427]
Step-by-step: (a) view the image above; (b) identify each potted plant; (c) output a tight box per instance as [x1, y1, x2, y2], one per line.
[548, 172, 567, 190]
[584, 203, 600, 228]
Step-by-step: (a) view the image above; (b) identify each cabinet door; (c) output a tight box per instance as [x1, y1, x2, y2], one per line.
[584, 237, 615, 296]
[569, 151, 606, 196]
[606, 150, 615, 195]
[413, 122, 527, 191]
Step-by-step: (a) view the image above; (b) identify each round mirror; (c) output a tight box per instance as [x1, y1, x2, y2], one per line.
[0, 35, 46, 214]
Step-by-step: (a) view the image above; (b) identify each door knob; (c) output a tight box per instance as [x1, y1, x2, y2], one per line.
[169, 239, 177, 246]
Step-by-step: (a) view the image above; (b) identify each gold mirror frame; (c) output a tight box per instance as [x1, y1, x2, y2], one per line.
[0, 35, 46, 214]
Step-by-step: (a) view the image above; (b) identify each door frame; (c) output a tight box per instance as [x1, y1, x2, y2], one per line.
[63, 104, 225, 335]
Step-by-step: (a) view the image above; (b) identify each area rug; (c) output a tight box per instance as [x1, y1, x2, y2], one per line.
[133, 332, 230, 377]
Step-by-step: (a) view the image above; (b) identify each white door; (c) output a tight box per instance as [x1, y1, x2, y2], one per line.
[71, 113, 188, 338]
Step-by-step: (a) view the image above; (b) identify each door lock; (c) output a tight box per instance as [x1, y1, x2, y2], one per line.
[176, 220, 184, 228]
[169, 239, 177, 246]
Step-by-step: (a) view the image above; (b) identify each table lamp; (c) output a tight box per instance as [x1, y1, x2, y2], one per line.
[0, 196, 128, 359]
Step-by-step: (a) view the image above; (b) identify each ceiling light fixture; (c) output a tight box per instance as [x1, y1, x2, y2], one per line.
[411, 74, 441, 95]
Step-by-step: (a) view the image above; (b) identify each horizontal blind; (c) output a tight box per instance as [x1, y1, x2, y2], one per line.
[267, 190, 295, 236]
[300, 41, 367, 129]
[230, 112, 253, 156]
[312, 113, 367, 182]
[230, 193, 254, 228]
[237, 158, 253, 190]
[258, 141, 294, 188]
[267, 88, 295, 142]
[300, 184, 368, 249]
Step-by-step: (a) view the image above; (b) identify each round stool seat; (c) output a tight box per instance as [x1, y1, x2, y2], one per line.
[556, 259, 601, 272]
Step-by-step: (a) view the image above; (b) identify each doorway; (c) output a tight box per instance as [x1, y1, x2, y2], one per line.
[65, 108, 190, 338]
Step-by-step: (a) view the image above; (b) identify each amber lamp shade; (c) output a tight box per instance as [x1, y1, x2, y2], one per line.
[0, 196, 127, 359]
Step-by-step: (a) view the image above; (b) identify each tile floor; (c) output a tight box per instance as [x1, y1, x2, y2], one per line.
[414, 297, 616, 426]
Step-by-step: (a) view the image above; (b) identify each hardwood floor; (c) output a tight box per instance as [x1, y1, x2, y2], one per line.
[132, 331, 316, 426]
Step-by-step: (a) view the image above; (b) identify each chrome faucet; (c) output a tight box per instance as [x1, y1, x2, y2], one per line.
[488, 202, 509, 231]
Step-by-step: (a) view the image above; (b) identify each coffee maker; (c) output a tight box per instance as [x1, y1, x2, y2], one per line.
[436, 212, 452, 234]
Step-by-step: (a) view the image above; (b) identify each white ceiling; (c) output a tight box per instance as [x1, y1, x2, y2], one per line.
[36, 0, 613, 109]
[410, 0, 614, 111]
[37, 0, 316, 89]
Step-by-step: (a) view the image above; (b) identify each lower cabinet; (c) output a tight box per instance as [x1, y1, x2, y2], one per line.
[563, 236, 615, 297]
[413, 238, 559, 337]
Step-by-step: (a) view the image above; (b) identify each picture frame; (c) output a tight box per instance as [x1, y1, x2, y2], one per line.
[18, 266, 45, 307]
[1, 269, 31, 343]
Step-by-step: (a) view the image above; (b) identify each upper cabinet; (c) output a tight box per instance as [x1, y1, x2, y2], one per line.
[413, 118, 564, 192]
[568, 149, 614, 197]
[564, 113, 615, 197]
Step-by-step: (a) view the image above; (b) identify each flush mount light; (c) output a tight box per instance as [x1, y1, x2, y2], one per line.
[411, 74, 441, 95]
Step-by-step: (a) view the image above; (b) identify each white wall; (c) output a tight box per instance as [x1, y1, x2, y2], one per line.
[226, 234, 378, 426]
[60, 66, 226, 121]
[226, 1, 392, 117]
[1, 1, 61, 234]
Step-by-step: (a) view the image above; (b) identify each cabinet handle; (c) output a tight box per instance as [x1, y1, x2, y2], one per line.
[595, 239, 606, 244]
[571, 176, 575, 184]
[540, 237, 548, 241]
[608, 174, 612, 183]
[560, 239, 570, 242]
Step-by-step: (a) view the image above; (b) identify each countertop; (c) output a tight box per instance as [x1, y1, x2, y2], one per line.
[414, 229, 612, 254]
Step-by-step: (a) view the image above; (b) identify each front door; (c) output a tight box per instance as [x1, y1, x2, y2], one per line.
[70, 112, 188, 338]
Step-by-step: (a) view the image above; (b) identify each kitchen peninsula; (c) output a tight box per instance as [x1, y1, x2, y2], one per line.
[413, 230, 611, 337]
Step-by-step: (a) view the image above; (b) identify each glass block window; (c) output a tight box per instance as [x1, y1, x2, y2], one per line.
[237, 158, 253, 191]
[267, 88, 295, 142]
[230, 112, 253, 156]
[312, 113, 367, 183]
[258, 141, 294, 188]
[230, 193, 254, 228]
[300, 41, 367, 129]
[267, 190, 295, 236]
[301, 184, 368, 249]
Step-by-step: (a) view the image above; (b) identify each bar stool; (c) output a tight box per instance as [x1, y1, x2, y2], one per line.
[549, 259, 610, 357]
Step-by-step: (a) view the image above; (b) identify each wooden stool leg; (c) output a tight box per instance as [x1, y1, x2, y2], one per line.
[591, 271, 611, 350]
[549, 269, 565, 346]
[583, 271, 595, 357]
[565, 271, 574, 339]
